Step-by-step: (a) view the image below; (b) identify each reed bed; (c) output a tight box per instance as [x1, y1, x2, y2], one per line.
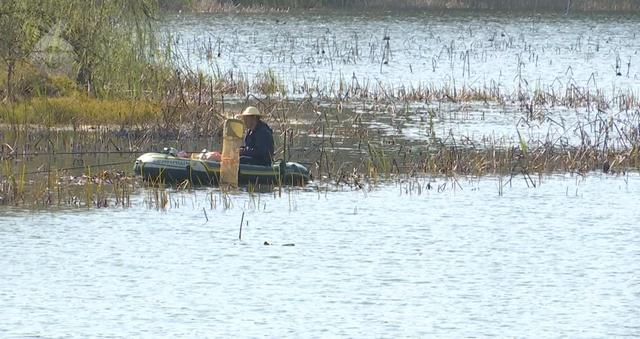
[2, 79, 639, 208]
[0, 163, 137, 208]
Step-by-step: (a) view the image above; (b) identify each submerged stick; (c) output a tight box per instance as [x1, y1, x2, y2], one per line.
[239, 211, 245, 240]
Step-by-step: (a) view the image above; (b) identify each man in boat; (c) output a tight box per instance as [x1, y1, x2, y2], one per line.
[239, 106, 274, 166]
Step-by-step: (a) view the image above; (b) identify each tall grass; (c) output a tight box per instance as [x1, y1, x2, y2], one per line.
[0, 96, 160, 126]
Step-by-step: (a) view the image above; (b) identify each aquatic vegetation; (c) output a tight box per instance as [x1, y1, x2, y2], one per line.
[2, 85, 639, 208]
[0, 161, 136, 208]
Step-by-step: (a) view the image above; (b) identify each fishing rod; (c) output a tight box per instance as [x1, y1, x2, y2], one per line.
[0, 149, 215, 158]
[1, 150, 143, 157]
[2, 146, 317, 158]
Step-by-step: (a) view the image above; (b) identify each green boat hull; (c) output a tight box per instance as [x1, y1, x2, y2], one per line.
[134, 152, 311, 186]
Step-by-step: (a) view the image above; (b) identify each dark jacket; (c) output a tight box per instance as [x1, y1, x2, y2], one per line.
[240, 120, 274, 166]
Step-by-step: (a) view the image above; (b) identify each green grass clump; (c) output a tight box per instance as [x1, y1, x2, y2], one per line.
[0, 96, 160, 126]
[255, 69, 286, 96]
[0, 62, 77, 99]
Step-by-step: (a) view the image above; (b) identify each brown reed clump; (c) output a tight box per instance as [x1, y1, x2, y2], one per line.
[0, 166, 137, 208]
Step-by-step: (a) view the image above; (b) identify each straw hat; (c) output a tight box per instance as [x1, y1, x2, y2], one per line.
[240, 106, 261, 117]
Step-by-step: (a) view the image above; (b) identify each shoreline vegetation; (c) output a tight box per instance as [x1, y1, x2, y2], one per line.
[158, 0, 640, 13]
[1, 0, 640, 207]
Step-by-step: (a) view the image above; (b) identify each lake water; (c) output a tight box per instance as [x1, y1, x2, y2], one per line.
[165, 10, 640, 97]
[2, 10, 640, 338]
[1, 174, 639, 337]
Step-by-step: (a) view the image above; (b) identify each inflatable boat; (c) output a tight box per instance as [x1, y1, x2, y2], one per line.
[133, 150, 311, 186]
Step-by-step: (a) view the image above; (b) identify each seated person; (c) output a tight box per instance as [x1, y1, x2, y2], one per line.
[239, 106, 274, 166]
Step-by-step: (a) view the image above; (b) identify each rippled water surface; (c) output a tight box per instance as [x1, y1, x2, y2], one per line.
[2, 174, 639, 337]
